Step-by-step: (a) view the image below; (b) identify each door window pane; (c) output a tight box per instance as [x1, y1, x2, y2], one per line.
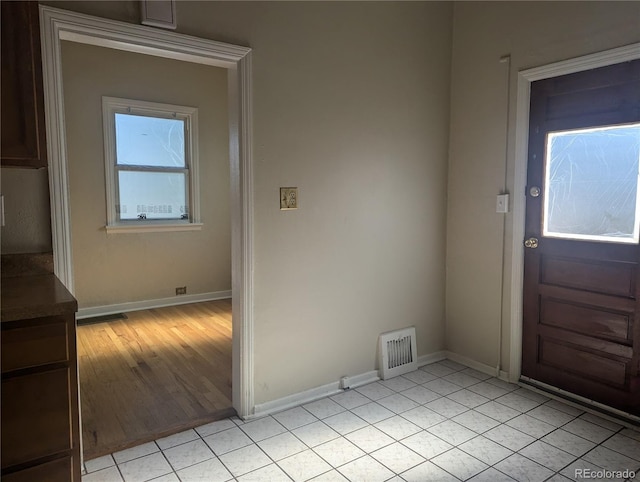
[118, 171, 187, 220]
[115, 113, 185, 168]
[543, 123, 640, 243]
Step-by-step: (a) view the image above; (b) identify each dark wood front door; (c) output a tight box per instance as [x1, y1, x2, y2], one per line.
[522, 59, 640, 416]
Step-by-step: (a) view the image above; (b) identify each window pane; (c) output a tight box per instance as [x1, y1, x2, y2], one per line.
[115, 113, 185, 168]
[118, 171, 187, 220]
[543, 123, 640, 243]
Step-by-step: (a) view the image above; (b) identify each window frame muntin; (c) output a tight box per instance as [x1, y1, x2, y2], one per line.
[102, 96, 201, 231]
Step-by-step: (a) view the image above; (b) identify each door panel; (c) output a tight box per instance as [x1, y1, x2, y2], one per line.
[539, 299, 632, 343]
[522, 59, 640, 416]
[539, 338, 628, 386]
[540, 256, 635, 297]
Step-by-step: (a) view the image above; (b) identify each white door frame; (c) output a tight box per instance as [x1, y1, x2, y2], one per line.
[508, 42, 640, 383]
[39, 5, 254, 420]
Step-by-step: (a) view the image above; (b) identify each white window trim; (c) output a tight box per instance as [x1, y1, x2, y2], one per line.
[102, 96, 201, 233]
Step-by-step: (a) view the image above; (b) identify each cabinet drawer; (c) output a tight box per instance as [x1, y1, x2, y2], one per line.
[2, 456, 73, 482]
[1, 318, 69, 373]
[1, 368, 72, 468]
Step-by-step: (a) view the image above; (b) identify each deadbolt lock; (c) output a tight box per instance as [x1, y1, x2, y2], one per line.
[529, 186, 541, 197]
[524, 237, 539, 249]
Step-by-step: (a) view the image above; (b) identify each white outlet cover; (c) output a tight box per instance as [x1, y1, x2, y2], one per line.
[496, 193, 509, 213]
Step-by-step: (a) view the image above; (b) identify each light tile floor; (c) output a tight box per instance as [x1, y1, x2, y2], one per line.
[82, 360, 640, 482]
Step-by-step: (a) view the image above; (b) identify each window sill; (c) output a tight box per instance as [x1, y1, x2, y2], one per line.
[105, 222, 203, 234]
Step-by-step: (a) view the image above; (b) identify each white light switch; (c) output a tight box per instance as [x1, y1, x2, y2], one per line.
[496, 193, 509, 213]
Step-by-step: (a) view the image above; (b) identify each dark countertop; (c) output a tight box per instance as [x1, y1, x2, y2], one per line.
[1, 253, 54, 278]
[1, 274, 77, 322]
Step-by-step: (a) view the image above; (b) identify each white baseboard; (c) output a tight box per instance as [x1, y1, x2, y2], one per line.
[77, 290, 232, 319]
[249, 351, 511, 421]
[499, 370, 512, 382]
[251, 353, 454, 420]
[347, 370, 381, 390]
[417, 351, 446, 367]
[445, 351, 499, 378]
[251, 381, 342, 420]
[250, 370, 380, 420]
[251, 351, 450, 419]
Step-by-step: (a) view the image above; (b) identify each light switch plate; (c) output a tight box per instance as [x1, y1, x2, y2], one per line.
[280, 187, 298, 210]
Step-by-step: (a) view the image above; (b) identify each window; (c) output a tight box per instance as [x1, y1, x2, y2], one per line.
[102, 97, 201, 232]
[543, 123, 640, 243]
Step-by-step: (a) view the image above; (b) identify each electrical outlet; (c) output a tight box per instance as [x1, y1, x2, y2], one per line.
[176, 286, 187, 295]
[280, 187, 298, 210]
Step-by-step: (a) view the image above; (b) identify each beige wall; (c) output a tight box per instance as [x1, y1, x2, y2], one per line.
[0, 168, 52, 254]
[61, 41, 230, 308]
[13, 1, 639, 408]
[446, 2, 640, 373]
[45, 1, 454, 404]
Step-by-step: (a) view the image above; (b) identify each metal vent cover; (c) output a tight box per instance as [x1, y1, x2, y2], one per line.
[379, 327, 418, 380]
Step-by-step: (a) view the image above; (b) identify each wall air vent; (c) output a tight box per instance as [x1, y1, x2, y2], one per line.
[378, 327, 418, 380]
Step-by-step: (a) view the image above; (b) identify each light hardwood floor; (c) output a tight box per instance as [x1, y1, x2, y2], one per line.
[77, 300, 234, 460]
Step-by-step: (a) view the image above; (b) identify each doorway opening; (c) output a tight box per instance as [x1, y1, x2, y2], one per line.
[58, 39, 235, 457]
[39, 5, 255, 460]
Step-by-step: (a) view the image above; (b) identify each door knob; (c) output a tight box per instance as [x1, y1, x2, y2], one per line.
[524, 237, 539, 249]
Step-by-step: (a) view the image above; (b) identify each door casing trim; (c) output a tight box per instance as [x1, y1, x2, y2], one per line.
[509, 42, 640, 383]
[39, 4, 254, 424]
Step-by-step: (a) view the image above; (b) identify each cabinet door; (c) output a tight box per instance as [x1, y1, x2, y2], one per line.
[1, 1, 48, 168]
[1, 368, 72, 468]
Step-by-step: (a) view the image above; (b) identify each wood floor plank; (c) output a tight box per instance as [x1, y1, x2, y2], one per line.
[77, 300, 233, 460]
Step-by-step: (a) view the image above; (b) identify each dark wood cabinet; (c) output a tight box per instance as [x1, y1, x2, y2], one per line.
[2, 457, 73, 482]
[1, 275, 80, 482]
[1, 1, 48, 168]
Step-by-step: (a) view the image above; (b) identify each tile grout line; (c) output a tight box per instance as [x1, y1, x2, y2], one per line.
[117, 408, 627, 481]
[88, 362, 639, 482]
